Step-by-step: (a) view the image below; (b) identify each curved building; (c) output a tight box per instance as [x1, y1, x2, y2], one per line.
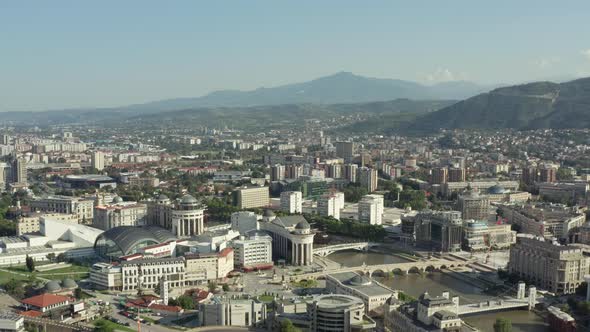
[94, 225, 176, 259]
[308, 294, 375, 332]
[146, 194, 205, 237]
[259, 212, 315, 266]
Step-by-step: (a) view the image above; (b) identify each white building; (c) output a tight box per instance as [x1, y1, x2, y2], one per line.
[231, 211, 260, 235]
[234, 186, 269, 209]
[259, 212, 314, 266]
[232, 232, 273, 270]
[91, 151, 105, 171]
[0, 311, 24, 332]
[199, 297, 267, 327]
[308, 295, 375, 332]
[120, 257, 185, 292]
[326, 272, 396, 314]
[357, 167, 378, 193]
[280, 191, 303, 214]
[358, 194, 384, 225]
[317, 193, 343, 220]
[147, 194, 205, 237]
[30, 195, 94, 224]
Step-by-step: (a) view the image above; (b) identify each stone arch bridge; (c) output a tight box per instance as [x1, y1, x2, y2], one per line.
[313, 242, 381, 257]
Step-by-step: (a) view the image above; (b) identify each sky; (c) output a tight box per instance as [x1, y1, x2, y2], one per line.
[1, 1, 590, 112]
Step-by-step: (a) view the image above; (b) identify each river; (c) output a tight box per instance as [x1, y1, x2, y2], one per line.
[327, 250, 549, 332]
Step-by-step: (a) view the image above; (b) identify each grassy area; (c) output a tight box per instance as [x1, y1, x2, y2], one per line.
[93, 318, 135, 332]
[4, 264, 90, 281]
[258, 295, 274, 302]
[140, 316, 157, 324]
[0, 271, 26, 283]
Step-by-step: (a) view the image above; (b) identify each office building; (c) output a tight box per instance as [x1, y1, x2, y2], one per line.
[357, 167, 378, 193]
[280, 191, 303, 214]
[401, 211, 463, 252]
[271, 164, 285, 181]
[120, 257, 185, 292]
[335, 141, 354, 162]
[93, 197, 148, 231]
[30, 195, 94, 223]
[462, 220, 516, 251]
[538, 182, 589, 205]
[498, 202, 586, 240]
[234, 186, 269, 209]
[91, 151, 105, 171]
[344, 163, 358, 183]
[509, 234, 590, 294]
[232, 232, 273, 270]
[16, 213, 79, 235]
[0, 134, 9, 145]
[285, 164, 304, 180]
[448, 167, 466, 183]
[358, 194, 384, 225]
[308, 295, 375, 332]
[430, 167, 448, 184]
[327, 163, 343, 179]
[457, 189, 490, 220]
[199, 297, 267, 328]
[326, 272, 396, 314]
[11, 158, 27, 185]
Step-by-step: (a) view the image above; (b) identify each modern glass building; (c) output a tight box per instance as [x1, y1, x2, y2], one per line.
[94, 225, 176, 260]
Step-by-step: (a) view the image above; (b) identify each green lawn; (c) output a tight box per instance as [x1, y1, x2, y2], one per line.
[4, 264, 91, 281]
[93, 318, 135, 332]
[0, 270, 31, 283]
[258, 295, 274, 302]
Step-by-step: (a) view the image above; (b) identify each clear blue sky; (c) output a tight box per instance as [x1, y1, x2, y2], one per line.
[1, 1, 589, 111]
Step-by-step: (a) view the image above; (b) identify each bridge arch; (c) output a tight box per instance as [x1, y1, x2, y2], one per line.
[371, 269, 387, 278]
[440, 265, 448, 270]
[392, 268, 406, 275]
[425, 265, 437, 272]
[408, 266, 423, 274]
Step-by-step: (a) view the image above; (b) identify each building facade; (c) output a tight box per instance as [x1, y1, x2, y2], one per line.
[280, 191, 303, 214]
[358, 194, 384, 225]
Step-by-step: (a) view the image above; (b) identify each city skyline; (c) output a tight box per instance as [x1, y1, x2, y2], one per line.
[1, 1, 590, 111]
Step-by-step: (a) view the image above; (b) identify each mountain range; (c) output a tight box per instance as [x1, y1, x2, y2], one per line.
[408, 77, 590, 131]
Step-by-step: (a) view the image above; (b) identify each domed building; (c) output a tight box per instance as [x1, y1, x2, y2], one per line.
[61, 278, 78, 290]
[259, 214, 315, 266]
[94, 225, 177, 259]
[44, 280, 62, 293]
[146, 193, 205, 237]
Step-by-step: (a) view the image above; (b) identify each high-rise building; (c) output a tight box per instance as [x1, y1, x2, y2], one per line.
[401, 210, 463, 252]
[327, 164, 343, 179]
[357, 167, 378, 193]
[270, 164, 285, 181]
[0, 134, 9, 145]
[285, 164, 303, 180]
[280, 191, 302, 214]
[540, 166, 558, 183]
[0, 162, 8, 191]
[448, 167, 466, 182]
[234, 186, 269, 209]
[232, 233, 273, 270]
[318, 193, 342, 220]
[335, 141, 354, 162]
[522, 166, 539, 185]
[11, 158, 27, 185]
[358, 194, 384, 225]
[343, 164, 358, 183]
[30, 195, 94, 223]
[457, 189, 490, 220]
[509, 234, 590, 294]
[91, 151, 105, 171]
[430, 167, 448, 184]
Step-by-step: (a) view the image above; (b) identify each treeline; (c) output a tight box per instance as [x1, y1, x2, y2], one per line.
[305, 214, 386, 241]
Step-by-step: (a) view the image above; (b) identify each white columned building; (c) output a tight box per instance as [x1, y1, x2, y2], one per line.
[259, 211, 315, 266]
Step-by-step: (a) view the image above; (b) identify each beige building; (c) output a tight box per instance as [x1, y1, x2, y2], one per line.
[16, 213, 79, 235]
[234, 186, 269, 209]
[146, 194, 205, 237]
[457, 189, 490, 220]
[93, 199, 148, 231]
[462, 220, 516, 251]
[30, 195, 94, 224]
[184, 248, 234, 285]
[120, 257, 185, 292]
[509, 234, 590, 294]
[326, 272, 396, 314]
[499, 202, 586, 240]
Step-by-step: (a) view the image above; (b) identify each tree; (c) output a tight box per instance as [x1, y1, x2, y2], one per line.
[74, 287, 83, 299]
[281, 319, 300, 332]
[94, 320, 114, 332]
[222, 284, 230, 292]
[4, 278, 25, 298]
[176, 295, 195, 310]
[25, 255, 35, 272]
[208, 281, 218, 292]
[493, 318, 512, 332]
[46, 253, 56, 262]
[56, 253, 67, 262]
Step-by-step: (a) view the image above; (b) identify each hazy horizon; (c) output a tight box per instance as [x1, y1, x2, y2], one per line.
[2, 1, 590, 112]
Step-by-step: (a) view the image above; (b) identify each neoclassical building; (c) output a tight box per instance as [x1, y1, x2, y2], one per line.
[259, 211, 315, 266]
[146, 194, 205, 237]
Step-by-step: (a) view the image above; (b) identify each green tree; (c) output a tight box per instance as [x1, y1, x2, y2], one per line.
[25, 255, 35, 272]
[94, 320, 114, 332]
[177, 295, 195, 310]
[281, 319, 300, 332]
[4, 279, 25, 298]
[208, 281, 218, 292]
[46, 253, 56, 262]
[493, 318, 512, 332]
[74, 287, 83, 299]
[222, 284, 230, 292]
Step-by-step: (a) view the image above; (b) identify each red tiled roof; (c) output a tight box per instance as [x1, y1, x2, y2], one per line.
[218, 247, 233, 257]
[20, 310, 43, 317]
[149, 304, 182, 312]
[22, 294, 69, 308]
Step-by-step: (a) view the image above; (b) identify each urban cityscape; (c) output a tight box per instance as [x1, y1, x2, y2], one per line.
[1, 2, 590, 332]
